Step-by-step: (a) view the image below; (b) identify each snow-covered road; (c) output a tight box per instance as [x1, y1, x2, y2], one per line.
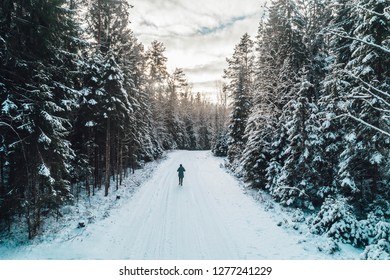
[1, 151, 361, 259]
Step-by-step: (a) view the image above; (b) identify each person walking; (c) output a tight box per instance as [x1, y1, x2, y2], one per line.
[177, 164, 186, 186]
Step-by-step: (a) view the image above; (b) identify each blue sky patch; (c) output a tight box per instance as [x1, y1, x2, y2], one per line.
[198, 15, 247, 35]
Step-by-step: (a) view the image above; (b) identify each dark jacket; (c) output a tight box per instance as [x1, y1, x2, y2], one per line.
[177, 166, 185, 178]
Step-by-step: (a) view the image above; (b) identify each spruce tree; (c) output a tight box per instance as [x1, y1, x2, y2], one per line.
[224, 33, 254, 169]
[242, 20, 275, 187]
[166, 68, 190, 148]
[242, 0, 306, 187]
[77, 0, 137, 196]
[131, 42, 162, 161]
[335, 0, 390, 209]
[212, 84, 229, 156]
[0, 0, 83, 238]
[144, 40, 171, 149]
[271, 70, 323, 208]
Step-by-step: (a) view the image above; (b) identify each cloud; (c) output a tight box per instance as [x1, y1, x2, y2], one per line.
[197, 14, 251, 35]
[139, 19, 159, 29]
[130, 0, 266, 100]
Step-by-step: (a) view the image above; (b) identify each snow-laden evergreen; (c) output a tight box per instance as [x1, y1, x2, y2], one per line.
[222, 0, 390, 258]
[1, 0, 389, 260]
[224, 33, 254, 171]
[0, 0, 222, 239]
[0, 0, 83, 238]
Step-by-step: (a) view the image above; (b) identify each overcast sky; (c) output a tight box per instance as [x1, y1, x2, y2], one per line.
[130, 0, 266, 100]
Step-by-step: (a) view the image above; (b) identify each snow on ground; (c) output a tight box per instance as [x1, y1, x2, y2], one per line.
[0, 150, 362, 260]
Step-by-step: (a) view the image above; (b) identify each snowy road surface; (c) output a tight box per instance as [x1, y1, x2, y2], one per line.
[1, 151, 360, 259]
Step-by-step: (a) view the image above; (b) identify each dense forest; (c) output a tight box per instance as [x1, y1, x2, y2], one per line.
[0, 0, 227, 239]
[1, 0, 389, 257]
[220, 0, 390, 255]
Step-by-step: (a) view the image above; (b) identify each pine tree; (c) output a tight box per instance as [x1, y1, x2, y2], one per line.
[270, 70, 323, 208]
[262, 0, 307, 191]
[242, 0, 306, 187]
[224, 33, 254, 169]
[0, 0, 83, 238]
[180, 86, 197, 150]
[144, 40, 171, 149]
[76, 0, 137, 196]
[101, 52, 130, 195]
[131, 42, 162, 161]
[241, 19, 275, 187]
[317, 0, 353, 201]
[212, 84, 229, 156]
[166, 68, 190, 148]
[194, 93, 212, 150]
[267, 0, 337, 207]
[333, 0, 390, 209]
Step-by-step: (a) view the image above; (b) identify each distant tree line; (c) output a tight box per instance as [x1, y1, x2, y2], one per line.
[0, 0, 227, 239]
[221, 0, 389, 257]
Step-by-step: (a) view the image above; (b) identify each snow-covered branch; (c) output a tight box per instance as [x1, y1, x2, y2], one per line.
[326, 29, 390, 55]
[348, 73, 390, 100]
[337, 113, 390, 138]
[276, 186, 310, 197]
[360, 97, 390, 114]
[355, 4, 390, 18]
[0, 121, 31, 182]
[361, 87, 390, 110]
[341, 71, 390, 115]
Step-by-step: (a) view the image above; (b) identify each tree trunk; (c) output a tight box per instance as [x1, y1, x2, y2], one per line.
[124, 149, 129, 178]
[105, 116, 111, 196]
[86, 173, 90, 197]
[119, 141, 123, 186]
[0, 152, 4, 196]
[116, 138, 120, 190]
[93, 130, 98, 195]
